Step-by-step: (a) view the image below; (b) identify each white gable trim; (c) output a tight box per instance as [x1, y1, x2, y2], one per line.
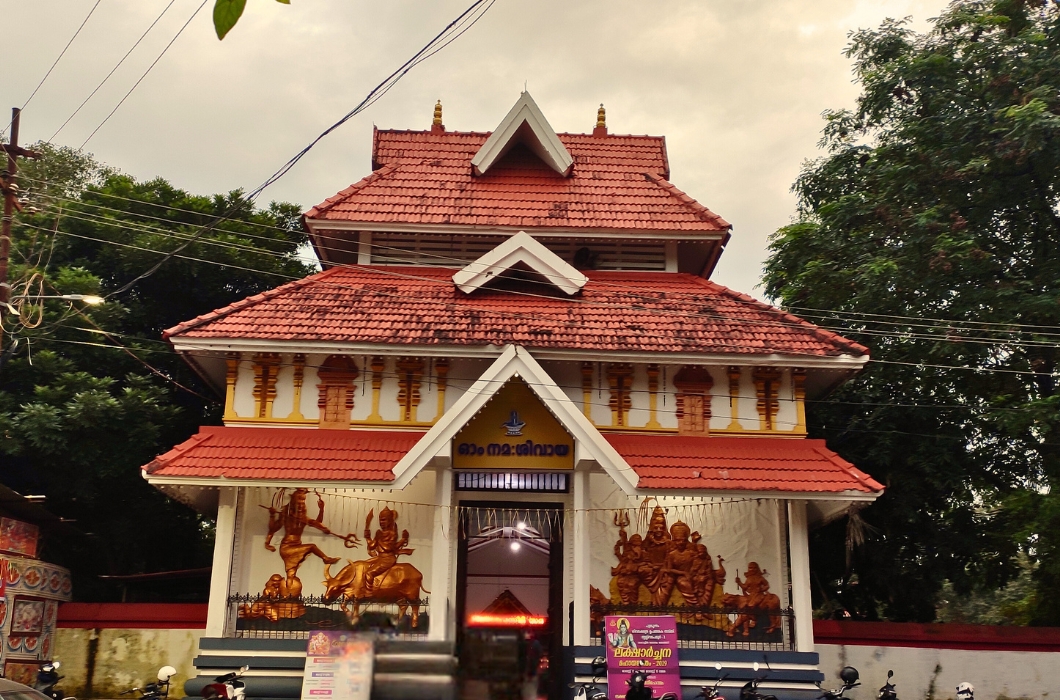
[452, 231, 588, 295]
[471, 92, 574, 177]
[391, 345, 638, 493]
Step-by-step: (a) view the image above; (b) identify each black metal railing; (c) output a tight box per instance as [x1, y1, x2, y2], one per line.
[590, 603, 795, 651]
[226, 594, 429, 640]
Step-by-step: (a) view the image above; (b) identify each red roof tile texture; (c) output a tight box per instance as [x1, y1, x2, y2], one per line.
[143, 426, 423, 481]
[605, 434, 883, 493]
[164, 266, 868, 358]
[304, 130, 729, 233]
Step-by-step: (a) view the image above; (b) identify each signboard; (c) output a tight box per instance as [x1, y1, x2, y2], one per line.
[604, 615, 681, 700]
[301, 631, 374, 700]
[453, 379, 574, 470]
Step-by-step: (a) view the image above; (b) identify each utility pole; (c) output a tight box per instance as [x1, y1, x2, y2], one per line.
[0, 107, 41, 360]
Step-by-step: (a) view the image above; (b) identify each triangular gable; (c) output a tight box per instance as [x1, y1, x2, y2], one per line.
[452, 231, 588, 296]
[471, 92, 574, 177]
[391, 345, 638, 493]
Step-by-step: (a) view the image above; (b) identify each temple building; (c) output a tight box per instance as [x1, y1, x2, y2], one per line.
[145, 93, 882, 699]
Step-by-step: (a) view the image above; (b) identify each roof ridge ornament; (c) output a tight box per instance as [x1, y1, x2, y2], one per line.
[452, 231, 588, 296]
[431, 100, 445, 133]
[593, 103, 608, 137]
[470, 91, 574, 176]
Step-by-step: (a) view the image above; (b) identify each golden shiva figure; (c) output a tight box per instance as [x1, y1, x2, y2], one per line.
[264, 488, 346, 597]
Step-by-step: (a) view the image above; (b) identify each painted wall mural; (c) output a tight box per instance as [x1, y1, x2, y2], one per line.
[588, 476, 788, 644]
[0, 554, 72, 680]
[237, 482, 435, 633]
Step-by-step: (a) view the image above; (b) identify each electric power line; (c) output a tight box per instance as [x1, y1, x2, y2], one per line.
[0, 0, 104, 139]
[102, 0, 498, 300]
[13, 217, 1060, 379]
[17, 176, 1060, 343]
[79, 0, 209, 149]
[50, 0, 179, 142]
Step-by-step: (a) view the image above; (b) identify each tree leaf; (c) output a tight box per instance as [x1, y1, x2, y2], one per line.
[213, 0, 247, 40]
[275, 0, 291, 4]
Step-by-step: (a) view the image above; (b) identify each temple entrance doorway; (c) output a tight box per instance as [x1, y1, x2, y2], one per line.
[456, 502, 564, 700]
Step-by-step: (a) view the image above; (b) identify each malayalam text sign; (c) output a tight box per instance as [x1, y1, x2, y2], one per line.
[604, 615, 681, 700]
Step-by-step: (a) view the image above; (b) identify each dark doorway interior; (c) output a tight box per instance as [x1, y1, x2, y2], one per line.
[456, 502, 564, 700]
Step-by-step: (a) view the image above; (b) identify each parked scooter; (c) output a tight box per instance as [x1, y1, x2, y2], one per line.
[120, 666, 178, 700]
[35, 661, 72, 700]
[569, 657, 608, 700]
[200, 665, 250, 700]
[626, 669, 679, 700]
[877, 670, 897, 700]
[817, 666, 860, 700]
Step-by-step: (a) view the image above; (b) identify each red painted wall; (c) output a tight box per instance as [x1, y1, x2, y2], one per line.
[814, 619, 1060, 652]
[57, 603, 207, 629]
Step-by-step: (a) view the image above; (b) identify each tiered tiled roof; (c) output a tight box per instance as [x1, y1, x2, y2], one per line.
[304, 130, 730, 233]
[164, 266, 868, 358]
[144, 426, 423, 481]
[605, 435, 883, 493]
[143, 427, 881, 494]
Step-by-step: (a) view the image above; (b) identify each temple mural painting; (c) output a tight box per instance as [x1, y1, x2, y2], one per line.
[588, 475, 788, 642]
[321, 507, 429, 627]
[235, 479, 435, 631]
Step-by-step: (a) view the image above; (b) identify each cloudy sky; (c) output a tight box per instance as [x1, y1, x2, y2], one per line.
[1, 0, 950, 297]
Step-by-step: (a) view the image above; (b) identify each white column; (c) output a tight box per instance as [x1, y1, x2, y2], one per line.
[572, 466, 591, 646]
[357, 231, 372, 265]
[428, 468, 453, 641]
[206, 487, 239, 638]
[787, 500, 815, 651]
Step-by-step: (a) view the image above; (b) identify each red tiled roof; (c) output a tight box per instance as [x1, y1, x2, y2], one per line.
[164, 266, 868, 358]
[143, 426, 424, 481]
[605, 434, 883, 493]
[304, 130, 730, 233]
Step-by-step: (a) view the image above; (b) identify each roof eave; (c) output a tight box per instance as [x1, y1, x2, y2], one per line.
[168, 337, 871, 370]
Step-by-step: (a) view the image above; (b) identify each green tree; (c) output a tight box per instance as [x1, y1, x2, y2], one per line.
[763, 0, 1060, 623]
[0, 143, 313, 599]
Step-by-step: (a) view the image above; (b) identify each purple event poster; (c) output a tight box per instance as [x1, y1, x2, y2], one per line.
[300, 631, 374, 700]
[604, 615, 682, 700]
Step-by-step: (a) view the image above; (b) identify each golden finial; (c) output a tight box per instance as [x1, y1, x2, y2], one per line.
[433, 100, 443, 126]
[593, 103, 608, 137]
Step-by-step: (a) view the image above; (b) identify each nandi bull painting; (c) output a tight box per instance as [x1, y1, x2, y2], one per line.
[321, 506, 429, 627]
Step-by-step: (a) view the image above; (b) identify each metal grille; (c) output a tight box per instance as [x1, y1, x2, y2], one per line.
[226, 594, 428, 640]
[589, 603, 795, 651]
[455, 471, 570, 492]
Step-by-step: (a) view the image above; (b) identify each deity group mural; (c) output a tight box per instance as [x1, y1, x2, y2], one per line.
[592, 504, 784, 639]
[238, 488, 428, 628]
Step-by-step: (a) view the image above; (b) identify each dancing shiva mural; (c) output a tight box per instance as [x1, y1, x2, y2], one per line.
[237, 488, 429, 633]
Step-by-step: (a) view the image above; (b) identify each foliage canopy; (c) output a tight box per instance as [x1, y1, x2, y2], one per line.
[764, 0, 1060, 623]
[0, 143, 312, 599]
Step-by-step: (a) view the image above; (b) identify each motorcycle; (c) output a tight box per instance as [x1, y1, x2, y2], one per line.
[200, 665, 250, 700]
[878, 670, 897, 700]
[739, 661, 778, 700]
[817, 666, 860, 700]
[34, 661, 72, 700]
[696, 663, 728, 700]
[120, 666, 178, 700]
[569, 656, 608, 700]
[626, 669, 679, 700]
